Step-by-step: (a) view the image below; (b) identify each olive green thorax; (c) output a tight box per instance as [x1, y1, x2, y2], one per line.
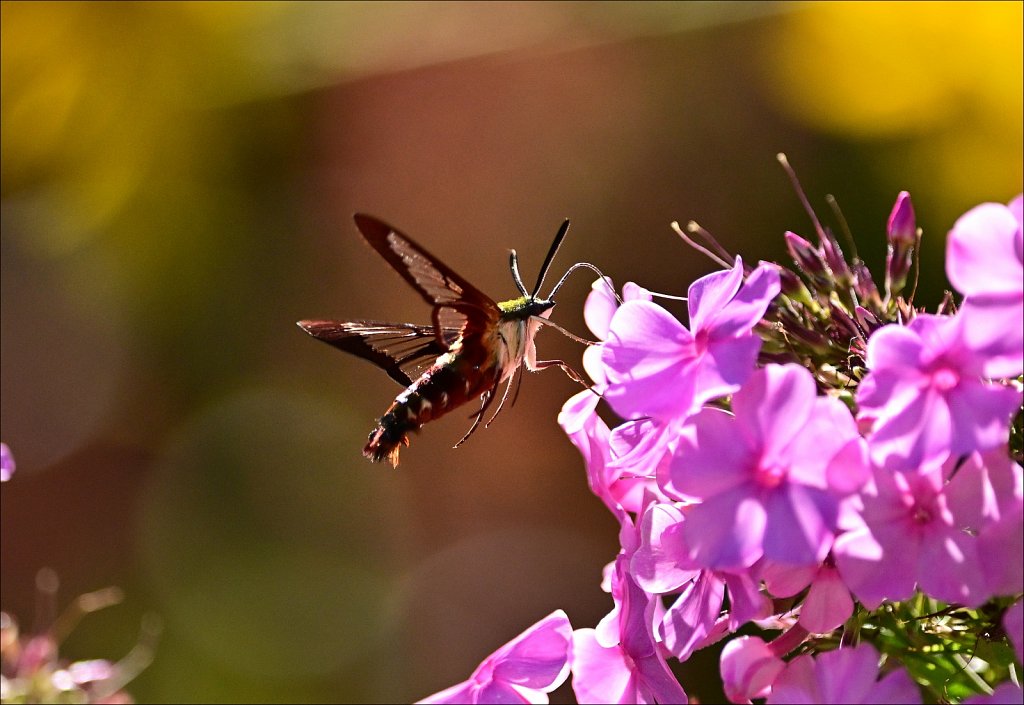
[497, 295, 556, 320]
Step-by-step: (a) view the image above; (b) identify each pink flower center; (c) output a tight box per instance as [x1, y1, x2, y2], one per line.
[694, 328, 710, 354]
[754, 461, 787, 489]
[930, 366, 959, 391]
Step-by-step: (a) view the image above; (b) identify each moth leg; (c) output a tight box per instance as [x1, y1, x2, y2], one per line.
[531, 358, 589, 387]
[485, 366, 523, 429]
[454, 387, 497, 448]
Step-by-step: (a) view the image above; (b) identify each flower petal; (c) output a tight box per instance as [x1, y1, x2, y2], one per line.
[631, 503, 699, 593]
[799, 566, 853, 634]
[682, 488, 766, 570]
[569, 629, 635, 705]
[702, 263, 781, 339]
[947, 202, 1023, 297]
[733, 364, 817, 457]
[492, 611, 573, 691]
[602, 301, 697, 420]
[688, 258, 745, 332]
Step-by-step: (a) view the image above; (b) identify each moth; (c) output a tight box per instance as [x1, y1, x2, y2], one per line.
[298, 213, 607, 467]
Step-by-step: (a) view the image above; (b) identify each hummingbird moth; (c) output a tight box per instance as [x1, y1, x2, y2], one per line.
[298, 213, 606, 467]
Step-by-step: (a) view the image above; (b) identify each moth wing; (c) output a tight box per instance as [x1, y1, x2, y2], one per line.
[353, 213, 501, 327]
[297, 320, 451, 387]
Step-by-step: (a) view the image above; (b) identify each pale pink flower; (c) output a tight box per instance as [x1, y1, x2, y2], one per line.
[417, 611, 572, 705]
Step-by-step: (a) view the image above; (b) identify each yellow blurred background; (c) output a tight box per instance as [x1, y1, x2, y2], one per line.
[2, 2, 1020, 702]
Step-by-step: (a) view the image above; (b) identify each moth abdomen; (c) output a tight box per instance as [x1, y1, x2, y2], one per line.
[364, 354, 498, 467]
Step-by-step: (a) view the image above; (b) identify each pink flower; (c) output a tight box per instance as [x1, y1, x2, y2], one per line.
[758, 558, 854, 634]
[631, 502, 769, 661]
[857, 313, 1022, 472]
[600, 258, 780, 422]
[665, 364, 869, 570]
[832, 455, 996, 609]
[570, 556, 688, 705]
[766, 644, 920, 704]
[946, 195, 1023, 376]
[1, 442, 13, 482]
[417, 611, 572, 704]
[1004, 601, 1023, 664]
[719, 636, 785, 704]
[972, 451, 1023, 597]
[962, 682, 1024, 705]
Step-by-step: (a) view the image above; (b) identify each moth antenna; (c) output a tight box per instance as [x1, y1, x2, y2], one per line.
[532, 219, 571, 297]
[510, 249, 529, 296]
[548, 262, 623, 304]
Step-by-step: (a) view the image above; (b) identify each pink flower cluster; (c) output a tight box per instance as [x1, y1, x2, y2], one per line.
[418, 193, 1023, 704]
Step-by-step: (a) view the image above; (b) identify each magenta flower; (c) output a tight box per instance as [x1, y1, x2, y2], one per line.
[417, 611, 572, 704]
[719, 636, 785, 704]
[631, 502, 769, 661]
[946, 195, 1023, 376]
[963, 682, 1024, 705]
[600, 258, 780, 422]
[665, 364, 869, 570]
[1004, 601, 1023, 664]
[758, 558, 854, 634]
[559, 389, 666, 517]
[571, 556, 688, 705]
[832, 454, 997, 609]
[857, 313, 1022, 473]
[1, 442, 13, 482]
[971, 450, 1023, 597]
[766, 644, 920, 704]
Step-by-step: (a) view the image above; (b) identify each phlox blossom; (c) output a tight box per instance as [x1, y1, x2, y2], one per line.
[963, 682, 1024, 705]
[664, 364, 869, 570]
[946, 194, 1023, 376]
[631, 502, 769, 661]
[719, 636, 785, 704]
[857, 313, 1021, 473]
[0, 443, 13, 482]
[758, 558, 853, 634]
[571, 555, 688, 705]
[600, 258, 780, 422]
[832, 452, 1006, 609]
[765, 644, 920, 704]
[1004, 601, 1023, 664]
[417, 611, 572, 704]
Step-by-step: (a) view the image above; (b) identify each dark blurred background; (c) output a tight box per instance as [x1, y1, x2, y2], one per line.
[2, 2, 1021, 702]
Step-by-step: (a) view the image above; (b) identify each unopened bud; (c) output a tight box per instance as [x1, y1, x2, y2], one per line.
[887, 191, 916, 246]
